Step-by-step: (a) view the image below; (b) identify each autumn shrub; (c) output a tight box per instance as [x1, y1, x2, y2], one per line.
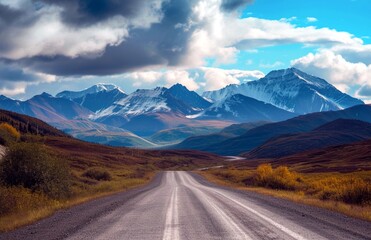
[341, 178, 371, 205]
[0, 186, 51, 215]
[83, 168, 112, 181]
[254, 164, 274, 186]
[310, 177, 371, 205]
[0, 123, 20, 145]
[0, 143, 71, 199]
[253, 164, 301, 190]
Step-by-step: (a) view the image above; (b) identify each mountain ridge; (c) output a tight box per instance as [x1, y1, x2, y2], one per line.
[174, 104, 371, 155]
[203, 67, 363, 114]
[243, 119, 371, 159]
[0, 68, 365, 148]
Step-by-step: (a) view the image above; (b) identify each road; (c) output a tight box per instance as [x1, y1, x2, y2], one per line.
[1, 171, 370, 240]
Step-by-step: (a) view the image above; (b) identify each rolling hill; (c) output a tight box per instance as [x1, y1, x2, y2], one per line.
[172, 121, 268, 151]
[147, 126, 221, 145]
[175, 104, 371, 155]
[0, 109, 224, 168]
[234, 139, 371, 173]
[243, 119, 371, 159]
[0, 109, 67, 137]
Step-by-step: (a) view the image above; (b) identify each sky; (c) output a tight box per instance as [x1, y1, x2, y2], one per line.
[0, 0, 370, 103]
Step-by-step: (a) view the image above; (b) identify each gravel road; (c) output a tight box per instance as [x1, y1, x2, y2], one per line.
[1, 171, 370, 240]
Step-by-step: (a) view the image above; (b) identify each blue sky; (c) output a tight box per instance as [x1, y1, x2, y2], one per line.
[0, 0, 370, 102]
[220, 0, 371, 71]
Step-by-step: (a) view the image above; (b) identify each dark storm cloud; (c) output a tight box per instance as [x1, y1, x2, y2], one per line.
[0, 4, 23, 25]
[0, 62, 38, 82]
[0, 3, 38, 54]
[18, 0, 194, 76]
[35, 0, 153, 26]
[221, 0, 253, 11]
[3, 0, 251, 77]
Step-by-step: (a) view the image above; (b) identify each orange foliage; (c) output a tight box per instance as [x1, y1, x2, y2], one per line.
[0, 123, 20, 143]
[254, 164, 300, 190]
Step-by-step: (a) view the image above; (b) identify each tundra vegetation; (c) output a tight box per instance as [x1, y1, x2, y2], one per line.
[201, 164, 371, 221]
[0, 113, 223, 232]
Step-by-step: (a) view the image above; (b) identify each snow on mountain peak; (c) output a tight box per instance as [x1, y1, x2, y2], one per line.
[265, 67, 329, 88]
[203, 68, 363, 114]
[56, 83, 125, 100]
[94, 83, 117, 91]
[93, 83, 126, 94]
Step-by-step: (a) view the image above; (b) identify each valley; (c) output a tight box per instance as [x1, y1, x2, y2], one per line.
[0, 67, 370, 238]
[1, 1, 370, 239]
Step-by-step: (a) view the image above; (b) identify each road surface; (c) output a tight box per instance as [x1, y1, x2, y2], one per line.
[1, 171, 370, 240]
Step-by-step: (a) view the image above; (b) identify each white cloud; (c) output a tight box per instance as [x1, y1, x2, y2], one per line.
[181, 0, 362, 67]
[128, 71, 163, 86]
[164, 70, 199, 91]
[123, 67, 264, 92]
[306, 17, 318, 22]
[125, 69, 199, 91]
[291, 50, 371, 99]
[201, 67, 264, 91]
[331, 43, 371, 64]
[0, 82, 27, 96]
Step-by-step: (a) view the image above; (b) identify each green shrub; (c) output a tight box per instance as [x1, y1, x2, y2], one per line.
[83, 168, 112, 181]
[0, 143, 71, 199]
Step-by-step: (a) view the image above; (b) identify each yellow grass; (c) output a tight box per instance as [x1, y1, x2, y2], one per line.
[199, 167, 371, 222]
[0, 169, 155, 232]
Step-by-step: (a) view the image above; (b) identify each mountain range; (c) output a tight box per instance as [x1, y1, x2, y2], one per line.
[0, 67, 364, 148]
[172, 104, 371, 155]
[203, 68, 363, 114]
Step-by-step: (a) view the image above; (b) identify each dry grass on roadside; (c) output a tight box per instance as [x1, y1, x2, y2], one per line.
[200, 164, 371, 221]
[0, 168, 153, 232]
[0, 140, 155, 232]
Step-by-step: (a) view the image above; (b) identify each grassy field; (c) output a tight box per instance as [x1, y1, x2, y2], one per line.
[199, 164, 371, 222]
[0, 129, 224, 232]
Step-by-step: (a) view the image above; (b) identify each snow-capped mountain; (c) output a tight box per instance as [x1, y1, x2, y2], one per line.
[0, 92, 92, 122]
[203, 68, 364, 114]
[0, 69, 366, 147]
[167, 84, 211, 110]
[0, 95, 22, 111]
[89, 84, 215, 135]
[56, 84, 127, 112]
[94, 85, 210, 120]
[195, 94, 297, 122]
[56, 83, 124, 100]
